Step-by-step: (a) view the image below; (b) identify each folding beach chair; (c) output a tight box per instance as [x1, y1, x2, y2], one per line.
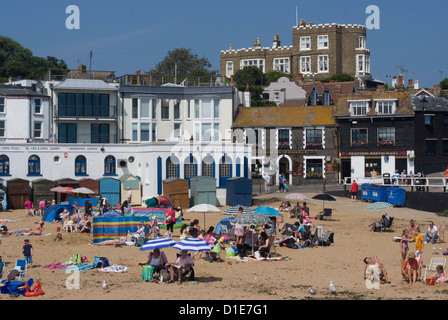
[7, 259, 27, 280]
[267, 235, 277, 258]
[382, 216, 394, 232]
[320, 208, 333, 220]
[424, 257, 446, 280]
[436, 224, 445, 243]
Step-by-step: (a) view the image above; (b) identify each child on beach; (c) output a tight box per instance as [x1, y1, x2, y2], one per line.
[429, 265, 448, 284]
[23, 238, 33, 266]
[400, 229, 409, 264]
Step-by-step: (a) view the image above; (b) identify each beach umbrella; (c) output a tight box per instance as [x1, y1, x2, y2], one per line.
[173, 237, 213, 252]
[187, 203, 222, 229]
[223, 205, 254, 215]
[230, 211, 272, 227]
[312, 193, 336, 209]
[254, 206, 282, 217]
[51, 186, 73, 193]
[285, 193, 309, 201]
[365, 202, 393, 212]
[139, 237, 176, 251]
[72, 187, 95, 194]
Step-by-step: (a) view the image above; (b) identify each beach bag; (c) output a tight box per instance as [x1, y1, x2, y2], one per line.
[254, 251, 261, 259]
[225, 247, 235, 257]
[72, 254, 82, 265]
[142, 265, 155, 282]
[94, 256, 110, 268]
[159, 269, 170, 282]
[279, 237, 296, 247]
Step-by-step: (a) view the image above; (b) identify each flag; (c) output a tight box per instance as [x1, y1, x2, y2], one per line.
[49, 128, 54, 143]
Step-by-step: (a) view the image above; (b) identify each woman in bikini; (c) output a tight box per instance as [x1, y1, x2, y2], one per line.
[9, 221, 44, 236]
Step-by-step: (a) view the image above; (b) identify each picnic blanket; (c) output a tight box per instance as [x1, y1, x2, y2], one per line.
[226, 255, 290, 263]
[42, 262, 95, 271]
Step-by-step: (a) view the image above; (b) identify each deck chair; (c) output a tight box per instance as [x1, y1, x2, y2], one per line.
[7, 259, 27, 280]
[305, 230, 320, 247]
[318, 230, 334, 246]
[382, 216, 394, 232]
[281, 223, 296, 239]
[424, 257, 446, 280]
[436, 224, 445, 243]
[175, 253, 195, 281]
[267, 235, 277, 257]
[320, 208, 333, 220]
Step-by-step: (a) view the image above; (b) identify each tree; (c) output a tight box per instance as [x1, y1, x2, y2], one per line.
[440, 78, 448, 90]
[264, 70, 291, 84]
[321, 73, 354, 83]
[233, 66, 266, 87]
[0, 36, 68, 80]
[147, 48, 217, 79]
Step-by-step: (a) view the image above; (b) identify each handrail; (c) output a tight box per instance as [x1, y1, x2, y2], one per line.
[343, 176, 447, 192]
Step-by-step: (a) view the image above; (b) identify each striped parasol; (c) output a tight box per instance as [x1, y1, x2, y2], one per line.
[223, 205, 254, 215]
[230, 211, 272, 227]
[173, 238, 213, 252]
[365, 202, 393, 211]
[139, 237, 177, 251]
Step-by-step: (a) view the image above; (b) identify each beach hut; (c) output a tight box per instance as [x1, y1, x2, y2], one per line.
[98, 177, 121, 207]
[78, 178, 99, 195]
[119, 174, 142, 206]
[7, 178, 31, 210]
[31, 178, 55, 207]
[226, 177, 252, 207]
[190, 176, 217, 206]
[163, 177, 189, 209]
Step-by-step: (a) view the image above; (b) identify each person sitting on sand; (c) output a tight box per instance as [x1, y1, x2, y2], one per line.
[368, 214, 387, 232]
[91, 237, 126, 246]
[363, 257, 390, 284]
[429, 265, 448, 284]
[401, 252, 420, 285]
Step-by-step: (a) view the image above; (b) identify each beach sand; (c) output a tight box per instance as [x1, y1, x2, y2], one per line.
[0, 191, 447, 301]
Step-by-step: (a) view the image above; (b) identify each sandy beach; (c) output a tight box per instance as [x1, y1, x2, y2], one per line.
[0, 190, 447, 302]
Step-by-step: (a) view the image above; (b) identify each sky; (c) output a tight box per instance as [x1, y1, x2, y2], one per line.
[0, 0, 447, 88]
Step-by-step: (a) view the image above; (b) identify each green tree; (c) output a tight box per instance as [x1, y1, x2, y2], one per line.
[264, 70, 291, 84]
[321, 73, 354, 83]
[234, 66, 266, 87]
[0, 36, 68, 80]
[147, 48, 217, 79]
[440, 78, 448, 90]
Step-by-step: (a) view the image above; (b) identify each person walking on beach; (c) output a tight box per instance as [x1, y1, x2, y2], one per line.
[350, 180, 358, 202]
[23, 238, 33, 266]
[400, 229, 409, 265]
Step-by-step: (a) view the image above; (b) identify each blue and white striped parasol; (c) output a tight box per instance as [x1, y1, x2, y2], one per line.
[139, 237, 177, 251]
[223, 205, 254, 215]
[173, 237, 213, 252]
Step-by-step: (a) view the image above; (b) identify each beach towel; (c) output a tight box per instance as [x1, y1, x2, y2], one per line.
[142, 265, 155, 281]
[98, 265, 128, 273]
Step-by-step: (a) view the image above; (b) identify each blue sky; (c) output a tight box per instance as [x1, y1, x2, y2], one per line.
[1, 0, 447, 88]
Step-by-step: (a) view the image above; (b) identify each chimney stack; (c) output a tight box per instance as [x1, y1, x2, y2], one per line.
[254, 38, 261, 48]
[392, 76, 397, 88]
[273, 34, 281, 48]
[398, 74, 403, 86]
[414, 80, 419, 90]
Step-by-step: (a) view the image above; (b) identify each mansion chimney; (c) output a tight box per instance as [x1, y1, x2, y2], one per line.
[272, 34, 281, 48]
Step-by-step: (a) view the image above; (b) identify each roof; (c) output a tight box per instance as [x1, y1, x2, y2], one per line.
[54, 79, 117, 91]
[298, 81, 357, 96]
[0, 85, 48, 98]
[412, 95, 448, 112]
[233, 105, 336, 127]
[333, 91, 414, 118]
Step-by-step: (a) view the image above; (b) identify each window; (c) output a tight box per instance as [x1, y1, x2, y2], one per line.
[306, 128, 323, 149]
[202, 123, 212, 142]
[317, 35, 328, 49]
[203, 162, 214, 177]
[132, 123, 138, 142]
[140, 123, 150, 141]
[202, 99, 212, 118]
[58, 123, 77, 143]
[443, 140, 448, 155]
[152, 123, 157, 142]
[75, 155, 87, 176]
[184, 156, 197, 180]
[226, 61, 234, 77]
[305, 158, 323, 179]
[34, 99, 41, 114]
[104, 155, 116, 175]
[151, 99, 157, 119]
[273, 58, 290, 73]
[318, 55, 329, 73]
[376, 101, 395, 114]
[444, 115, 448, 129]
[0, 155, 10, 176]
[351, 128, 368, 146]
[350, 101, 369, 116]
[0, 121, 4, 137]
[240, 59, 265, 72]
[173, 101, 180, 119]
[141, 99, 150, 118]
[166, 157, 179, 178]
[173, 123, 181, 139]
[162, 99, 169, 119]
[58, 93, 109, 117]
[274, 92, 280, 102]
[358, 36, 366, 49]
[91, 124, 109, 143]
[0, 97, 4, 113]
[365, 158, 381, 177]
[424, 114, 434, 126]
[33, 122, 42, 139]
[300, 56, 311, 74]
[300, 36, 311, 50]
[357, 54, 370, 74]
[377, 128, 395, 146]
[425, 139, 437, 155]
[214, 100, 220, 119]
[278, 129, 290, 149]
[28, 155, 41, 176]
[322, 90, 331, 106]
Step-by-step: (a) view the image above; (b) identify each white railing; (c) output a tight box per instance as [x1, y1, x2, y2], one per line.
[343, 176, 448, 192]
